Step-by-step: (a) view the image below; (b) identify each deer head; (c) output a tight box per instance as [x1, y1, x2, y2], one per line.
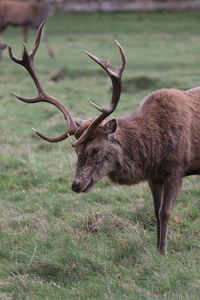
[9, 23, 127, 193]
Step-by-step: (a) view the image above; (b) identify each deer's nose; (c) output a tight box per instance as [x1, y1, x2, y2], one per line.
[71, 182, 81, 193]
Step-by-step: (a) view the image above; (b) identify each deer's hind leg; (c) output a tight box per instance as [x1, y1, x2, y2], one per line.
[148, 180, 164, 249]
[35, 27, 54, 58]
[158, 176, 182, 254]
[42, 29, 54, 58]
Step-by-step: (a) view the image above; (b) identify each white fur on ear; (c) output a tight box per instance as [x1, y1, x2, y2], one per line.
[74, 118, 85, 127]
[102, 119, 117, 135]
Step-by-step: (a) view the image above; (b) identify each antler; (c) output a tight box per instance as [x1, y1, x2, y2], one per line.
[8, 23, 78, 142]
[74, 40, 127, 146]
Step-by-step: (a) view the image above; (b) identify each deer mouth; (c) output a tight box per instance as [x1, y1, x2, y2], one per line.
[82, 179, 94, 193]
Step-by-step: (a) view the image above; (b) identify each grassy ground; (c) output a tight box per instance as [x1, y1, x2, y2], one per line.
[0, 11, 200, 300]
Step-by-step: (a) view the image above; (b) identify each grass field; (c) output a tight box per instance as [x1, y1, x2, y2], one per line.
[0, 11, 200, 300]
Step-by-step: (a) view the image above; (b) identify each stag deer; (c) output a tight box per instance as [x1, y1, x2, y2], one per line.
[0, 0, 60, 57]
[9, 24, 200, 254]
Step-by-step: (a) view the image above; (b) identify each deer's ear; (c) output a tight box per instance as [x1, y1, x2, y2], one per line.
[74, 118, 85, 127]
[102, 119, 117, 135]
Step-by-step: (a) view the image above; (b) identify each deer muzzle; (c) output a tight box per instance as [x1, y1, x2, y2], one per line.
[71, 178, 94, 193]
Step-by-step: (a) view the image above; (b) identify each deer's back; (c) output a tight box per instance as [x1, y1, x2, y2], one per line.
[117, 88, 200, 180]
[0, 1, 42, 24]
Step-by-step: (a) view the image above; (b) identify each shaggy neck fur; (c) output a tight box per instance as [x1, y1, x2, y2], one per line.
[108, 88, 194, 185]
[108, 119, 154, 185]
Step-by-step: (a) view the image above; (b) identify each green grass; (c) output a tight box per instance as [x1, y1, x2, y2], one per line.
[0, 11, 200, 299]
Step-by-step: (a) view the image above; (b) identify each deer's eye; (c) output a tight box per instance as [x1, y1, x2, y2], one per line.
[91, 148, 99, 156]
[79, 155, 87, 165]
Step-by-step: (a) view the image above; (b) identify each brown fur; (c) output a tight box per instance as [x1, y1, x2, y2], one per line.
[0, 1, 52, 28]
[0, 0, 59, 57]
[72, 87, 200, 254]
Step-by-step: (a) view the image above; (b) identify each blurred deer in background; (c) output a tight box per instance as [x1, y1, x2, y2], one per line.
[0, 0, 61, 57]
[9, 24, 200, 254]
[0, 39, 7, 60]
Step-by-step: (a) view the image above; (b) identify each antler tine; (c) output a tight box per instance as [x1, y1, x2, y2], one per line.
[8, 23, 44, 65]
[9, 24, 47, 101]
[30, 22, 44, 59]
[74, 41, 127, 146]
[9, 23, 78, 142]
[115, 40, 126, 75]
[85, 40, 126, 79]
[32, 128, 71, 143]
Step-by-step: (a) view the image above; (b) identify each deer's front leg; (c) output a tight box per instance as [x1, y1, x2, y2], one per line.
[22, 26, 29, 44]
[148, 180, 163, 249]
[41, 28, 55, 58]
[0, 40, 7, 61]
[159, 176, 182, 254]
[0, 25, 7, 33]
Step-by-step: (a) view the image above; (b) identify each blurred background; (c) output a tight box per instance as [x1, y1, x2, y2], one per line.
[32, 0, 200, 11]
[64, 0, 200, 12]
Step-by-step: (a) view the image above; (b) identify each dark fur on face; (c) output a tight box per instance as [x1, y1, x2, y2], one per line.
[72, 119, 121, 192]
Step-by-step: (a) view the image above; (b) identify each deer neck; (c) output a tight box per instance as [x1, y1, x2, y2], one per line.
[108, 118, 152, 185]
